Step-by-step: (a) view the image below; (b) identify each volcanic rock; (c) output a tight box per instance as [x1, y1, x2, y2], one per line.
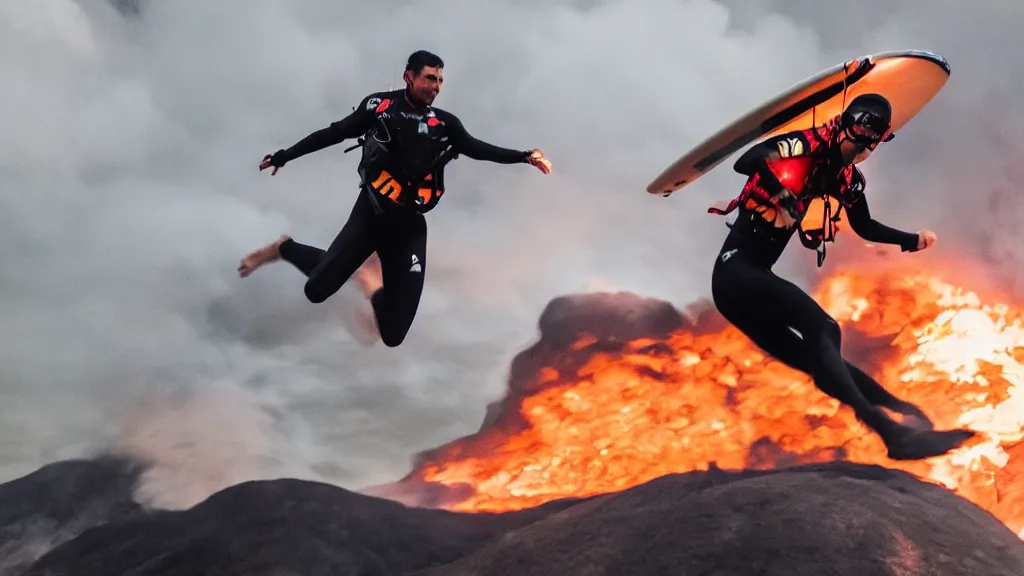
[20, 469, 577, 576]
[533, 292, 689, 348]
[13, 460, 1024, 576]
[428, 463, 1024, 576]
[505, 291, 690, 396]
[0, 456, 143, 575]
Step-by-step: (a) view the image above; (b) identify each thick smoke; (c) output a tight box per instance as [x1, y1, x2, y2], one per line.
[0, 0, 1020, 508]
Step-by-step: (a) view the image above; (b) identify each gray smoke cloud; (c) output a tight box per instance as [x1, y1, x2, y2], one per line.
[1, 0, 1020, 509]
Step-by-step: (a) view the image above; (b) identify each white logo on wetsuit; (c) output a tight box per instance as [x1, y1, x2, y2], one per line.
[720, 248, 738, 263]
[410, 254, 421, 273]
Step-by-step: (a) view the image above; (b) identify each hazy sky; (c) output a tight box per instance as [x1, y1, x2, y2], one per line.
[1, 0, 1021, 509]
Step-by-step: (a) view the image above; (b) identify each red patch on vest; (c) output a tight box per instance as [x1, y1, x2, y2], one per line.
[766, 156, 814, 194]
[376, 99, 391, 113]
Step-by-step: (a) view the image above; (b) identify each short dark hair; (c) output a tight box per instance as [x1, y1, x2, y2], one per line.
[406, 50, 444, 75]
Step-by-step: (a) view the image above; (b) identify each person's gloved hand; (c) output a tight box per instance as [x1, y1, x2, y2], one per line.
[259, 149, 288, 175]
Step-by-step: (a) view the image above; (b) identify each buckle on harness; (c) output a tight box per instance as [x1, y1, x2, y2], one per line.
[799, 195, 842, 268]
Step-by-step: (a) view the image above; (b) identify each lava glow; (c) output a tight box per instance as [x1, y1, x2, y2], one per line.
[408, 265, 1024, 537]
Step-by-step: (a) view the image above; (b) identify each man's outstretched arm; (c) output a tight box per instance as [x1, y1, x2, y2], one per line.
[442, 110, 544, 159]
[444, 114, 552, 174]
[844, 195, 921, 251]
[264, 97, 377, 170]
[446, 115, 531, 163]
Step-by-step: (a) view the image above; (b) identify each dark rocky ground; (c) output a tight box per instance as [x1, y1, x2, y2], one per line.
[0, 457, 1021, 576]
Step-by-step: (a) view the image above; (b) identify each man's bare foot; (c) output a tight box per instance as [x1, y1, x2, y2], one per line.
[353, 252, 383, 298]
[238, 235, 290, 278]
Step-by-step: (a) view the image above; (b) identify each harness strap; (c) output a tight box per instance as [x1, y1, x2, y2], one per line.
[343, 137, 365, 154]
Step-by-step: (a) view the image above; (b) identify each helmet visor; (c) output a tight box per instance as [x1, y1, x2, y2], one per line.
[844, 111, 895, 146]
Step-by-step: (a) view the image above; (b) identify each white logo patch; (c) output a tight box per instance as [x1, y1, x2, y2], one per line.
[775, 137, 803, 158]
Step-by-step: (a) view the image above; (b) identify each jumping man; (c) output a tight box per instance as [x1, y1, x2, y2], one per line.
[238, 50, 552, 347]
[707, 93, 976, 461]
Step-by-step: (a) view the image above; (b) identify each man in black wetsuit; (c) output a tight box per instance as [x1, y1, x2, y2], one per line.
[707, 93, 976, 461]
[238, 50, 552, 347]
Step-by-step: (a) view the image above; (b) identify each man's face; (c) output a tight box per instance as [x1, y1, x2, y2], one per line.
[839, 137, 875, 164]
[838, 112, 891, 164]
[406, 65, 443, 106]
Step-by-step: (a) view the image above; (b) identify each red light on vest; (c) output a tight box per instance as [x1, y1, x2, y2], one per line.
[766, 156, 814, 194]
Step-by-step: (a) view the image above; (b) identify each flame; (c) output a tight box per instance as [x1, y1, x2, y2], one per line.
[407, 264, 1024, 537]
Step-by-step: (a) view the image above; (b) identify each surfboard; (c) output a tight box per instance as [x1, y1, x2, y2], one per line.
[645, 50, 951, 197]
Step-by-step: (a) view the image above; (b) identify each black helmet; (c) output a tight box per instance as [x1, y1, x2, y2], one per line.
[840, 93, 895, 146]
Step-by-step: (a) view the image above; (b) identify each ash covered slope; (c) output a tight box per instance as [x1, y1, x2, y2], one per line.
[431, 463, 1024, 576]
[17, 462, 1024, 576]
[0, 457, 143, 575]
[19, 469, 579, 576]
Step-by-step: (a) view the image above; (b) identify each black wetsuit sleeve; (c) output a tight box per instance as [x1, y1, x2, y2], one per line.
[273, 96, 377, 166]
[844, 196, 920, 251]
[446, 115, 530, 164]
[732, 131, 812, 196]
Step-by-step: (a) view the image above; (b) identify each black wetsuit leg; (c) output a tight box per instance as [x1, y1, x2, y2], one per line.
[710, 248, 904, 440]
[843, 363, 926, 415]
[278, 188, 426, 347]
[280, 190, 377, 304]
[371, 208, 427, 347]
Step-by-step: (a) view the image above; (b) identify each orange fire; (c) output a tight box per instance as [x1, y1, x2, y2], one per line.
[406, 262, 1024, 537]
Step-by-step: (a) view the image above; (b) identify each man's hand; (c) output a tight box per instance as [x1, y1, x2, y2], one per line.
[260, 150, 287, 176]
[916, 229, 937, 251]
[526, 149, 552, 174]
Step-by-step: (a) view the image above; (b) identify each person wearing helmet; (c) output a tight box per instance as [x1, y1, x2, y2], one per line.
[237, 50, 552, 348]
[706, 93, 975, 461]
